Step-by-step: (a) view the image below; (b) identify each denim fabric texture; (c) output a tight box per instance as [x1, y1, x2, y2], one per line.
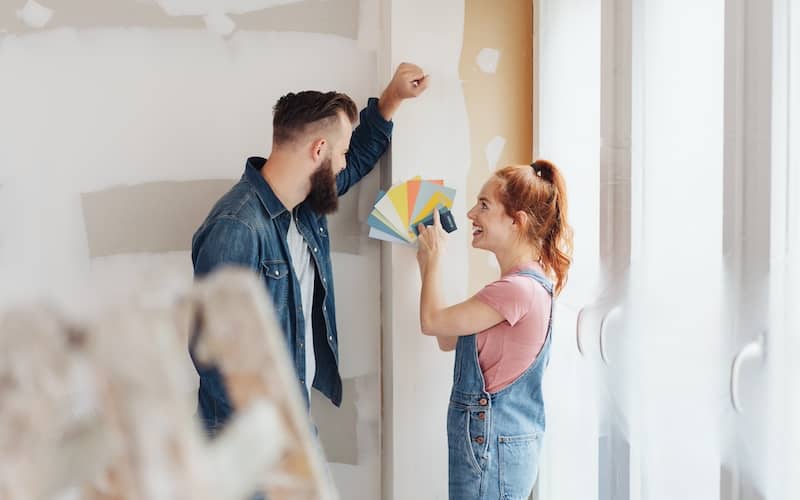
[447, 270, 554, 500]
[190, 98, 393, 434]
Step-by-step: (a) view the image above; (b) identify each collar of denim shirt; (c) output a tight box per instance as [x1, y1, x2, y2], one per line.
[243, 156, 291, 220]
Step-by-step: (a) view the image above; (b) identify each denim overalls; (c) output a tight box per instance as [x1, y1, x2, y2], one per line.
[447, 270, 553, 500]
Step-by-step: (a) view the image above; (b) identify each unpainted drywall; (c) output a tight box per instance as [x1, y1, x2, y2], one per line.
[459, 0, 533, 295]
[81, 180, 235, 257]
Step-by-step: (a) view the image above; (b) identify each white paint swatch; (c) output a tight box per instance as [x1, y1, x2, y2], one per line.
[485, 135, 506, 170]
[476, 48, 501, 74]
[16, 0, 53, 29]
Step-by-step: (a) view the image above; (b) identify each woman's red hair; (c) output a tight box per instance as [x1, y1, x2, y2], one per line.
[492, 160, 574, 295]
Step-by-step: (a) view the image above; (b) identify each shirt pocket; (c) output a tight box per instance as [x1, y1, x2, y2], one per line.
[498, 432, 542, 500]
[261, 259, 290, 311]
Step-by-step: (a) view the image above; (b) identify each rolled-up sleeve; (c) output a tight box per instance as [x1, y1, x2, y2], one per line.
[336, 97, 394, 197]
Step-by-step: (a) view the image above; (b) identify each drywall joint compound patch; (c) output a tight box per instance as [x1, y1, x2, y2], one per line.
[485, 135, 506, 170]
[16, 0, 53, 29]
[476, 47, 500, 73]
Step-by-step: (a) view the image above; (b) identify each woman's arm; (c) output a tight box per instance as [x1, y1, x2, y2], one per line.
[417, 210, 505, 339]
[435, 336, 458, 352]
[420, 260, 504, 336]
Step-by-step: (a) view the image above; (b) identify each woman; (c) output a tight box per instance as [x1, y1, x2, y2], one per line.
[416, 160, 573, 500]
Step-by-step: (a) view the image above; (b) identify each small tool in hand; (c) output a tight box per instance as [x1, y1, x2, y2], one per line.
[413, 205, 457, 236]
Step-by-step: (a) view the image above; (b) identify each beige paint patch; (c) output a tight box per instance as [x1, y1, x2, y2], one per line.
[459, 0, 533, 295]
[0, 0, 357, 38]
[310, 376, 358, 465]
[81, 179, 235, 258]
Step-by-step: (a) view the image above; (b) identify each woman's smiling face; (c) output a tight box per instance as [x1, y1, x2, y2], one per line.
[466, 179, 517, 252]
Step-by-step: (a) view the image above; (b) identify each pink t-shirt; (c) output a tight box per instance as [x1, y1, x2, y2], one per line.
[474, 263, 552, 393]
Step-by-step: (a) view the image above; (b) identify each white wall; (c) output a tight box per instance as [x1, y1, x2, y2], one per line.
[635, 2, 726, 497]
[536, 1, 602, 499]
[769, 0, 800, 498]
[787, 3, 800, 496]
[381, 1, 470, 499]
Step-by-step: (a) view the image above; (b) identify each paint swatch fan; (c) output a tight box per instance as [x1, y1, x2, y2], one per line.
[367, 177, 457, 245]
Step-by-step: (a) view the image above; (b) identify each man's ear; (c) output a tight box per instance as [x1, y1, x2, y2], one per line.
[310, 138, 326, 162]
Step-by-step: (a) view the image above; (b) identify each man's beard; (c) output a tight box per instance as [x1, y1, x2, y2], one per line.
[307, 156, 339, 215]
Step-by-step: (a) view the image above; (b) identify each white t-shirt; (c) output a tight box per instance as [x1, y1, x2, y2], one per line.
[286, 213, 316, 395]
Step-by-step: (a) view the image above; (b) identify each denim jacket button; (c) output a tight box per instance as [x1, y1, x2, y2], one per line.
[478, 412, 486, 420]
[479, 398, 488, 406]
[474, 436, 484, 445]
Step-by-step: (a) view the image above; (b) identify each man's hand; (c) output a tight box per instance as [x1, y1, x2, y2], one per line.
[378, 62, 429, 120]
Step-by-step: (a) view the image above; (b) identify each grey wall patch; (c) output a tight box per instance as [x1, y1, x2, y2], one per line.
[0, 0, 203, 34]
[81, 179, 235, 258]
[231, 0, 358, 39]
[310, 376, 358, 465]
[1, 0, 357, 37]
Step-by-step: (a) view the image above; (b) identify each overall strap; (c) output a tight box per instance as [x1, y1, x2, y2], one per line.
[514, 269, 554, 297]
[515, 269, 555, 353]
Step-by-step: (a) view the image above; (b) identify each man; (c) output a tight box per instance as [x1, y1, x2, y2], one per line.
[190, 63, 428, 434]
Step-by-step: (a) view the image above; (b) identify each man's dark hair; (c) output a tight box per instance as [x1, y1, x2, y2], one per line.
[272, 91, 358, 146]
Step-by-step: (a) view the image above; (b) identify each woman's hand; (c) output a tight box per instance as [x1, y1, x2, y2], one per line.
[416, 208, 447, 274]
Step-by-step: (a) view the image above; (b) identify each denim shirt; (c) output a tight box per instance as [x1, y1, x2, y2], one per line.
[190, 98, 393, 433]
